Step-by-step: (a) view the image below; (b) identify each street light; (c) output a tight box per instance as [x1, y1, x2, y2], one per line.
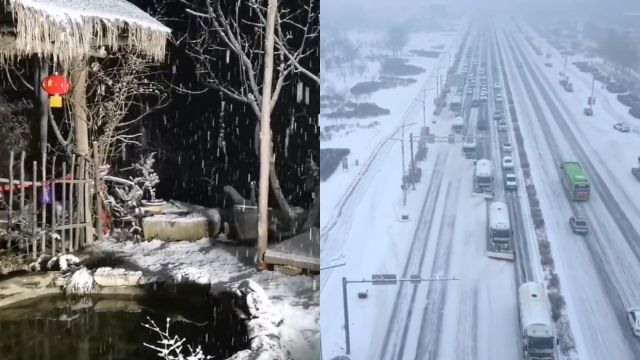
[390, 121, 417, 206]
[415, 87, 435, 127]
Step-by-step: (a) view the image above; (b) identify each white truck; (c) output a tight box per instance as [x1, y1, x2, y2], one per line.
[474, 159, 492, 193]
[452, 116, 464, 134]
[518, 282, 558, 360]
[487, 201, 513, 260]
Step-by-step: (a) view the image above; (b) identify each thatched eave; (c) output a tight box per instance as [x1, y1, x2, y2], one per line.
[0, 0, 171, 65]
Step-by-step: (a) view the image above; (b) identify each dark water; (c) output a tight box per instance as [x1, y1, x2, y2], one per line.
[0, 285, 249, 360]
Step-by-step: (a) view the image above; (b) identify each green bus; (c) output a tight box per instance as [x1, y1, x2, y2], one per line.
[560, 161, 590, 200]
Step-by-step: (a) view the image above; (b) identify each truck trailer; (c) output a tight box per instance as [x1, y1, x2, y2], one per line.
[518, 282, 557, 360]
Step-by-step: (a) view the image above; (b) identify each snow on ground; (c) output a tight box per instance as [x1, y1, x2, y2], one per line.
[320, 30, 459, 232]
[499, 22, 640, 360]
[90, 237, 319, 360]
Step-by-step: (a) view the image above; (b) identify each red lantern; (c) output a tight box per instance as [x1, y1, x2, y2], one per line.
[41, 73, 71, 108]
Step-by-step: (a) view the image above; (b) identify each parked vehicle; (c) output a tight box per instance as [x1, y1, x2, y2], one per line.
[519, 282, 558, 359]
[504, 172, 517, 190]
[627, 308, 640, 337]
[560, 161, 590, 200]
[569, 216, 589, 234]
[614, 122, 630, 132]
[502, 156, 514, 170]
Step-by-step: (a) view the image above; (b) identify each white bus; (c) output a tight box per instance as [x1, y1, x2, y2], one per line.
[518, 282, 557, 360]
[452, 116, 464, 133]
[474, 159, 492, 192]
[488, 201, 512, 252]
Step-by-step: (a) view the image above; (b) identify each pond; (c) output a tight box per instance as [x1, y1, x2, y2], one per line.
[0, 283, 249, 360]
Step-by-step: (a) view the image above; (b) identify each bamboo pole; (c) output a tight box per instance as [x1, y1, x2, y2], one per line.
[61, 162, 66, 254]
[8, 150, 14, 250]
[32, 161, 37, 260]
[19, 151, 25, 251]
[93, 142, 103, 242]
[70, 155, 76, 252]
[50, 155, 56, 256]
[41, 152, 46, 254]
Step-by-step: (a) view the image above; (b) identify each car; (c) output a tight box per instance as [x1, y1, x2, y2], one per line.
[494, 83, 501, 89]
[493, 111, 504, 120]
[467, 88, 474, 95]
[627, 308, 640, 337]
[502, 156, 514, 170]
[569, 216, 589, 235]
[583, 107, 593, 116]
[502, 142, 513, 152]
[614, 122, 630, 132]
[504, 172, 517, 190]
[498, 123, 508, 132]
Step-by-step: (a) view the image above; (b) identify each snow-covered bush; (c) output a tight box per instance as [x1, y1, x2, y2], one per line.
[64, 267, 95, 295]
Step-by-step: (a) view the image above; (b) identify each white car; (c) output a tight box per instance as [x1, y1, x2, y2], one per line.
[502, 156, 514, 170]
[502, 142, 513, 152]
[614, 122, 630, 132]
[504, 172, 517, 190]
[627, 308, 640, 337]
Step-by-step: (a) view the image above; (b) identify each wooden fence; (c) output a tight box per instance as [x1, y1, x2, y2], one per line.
[0, 148, 100, 259]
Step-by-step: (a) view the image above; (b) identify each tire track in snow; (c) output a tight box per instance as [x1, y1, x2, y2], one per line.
[505, 28, 640, 357]
[377, 151, 448, 359]
[413, 179, 460, 360]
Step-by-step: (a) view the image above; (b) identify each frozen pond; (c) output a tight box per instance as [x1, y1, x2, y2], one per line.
[0, 283, 249, 360]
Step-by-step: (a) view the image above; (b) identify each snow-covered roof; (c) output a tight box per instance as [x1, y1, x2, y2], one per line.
[475, 159, 491, 177]
[518, 282, 553, 337]
[1, 0, 170, 64]
[489, 201, 510, 230]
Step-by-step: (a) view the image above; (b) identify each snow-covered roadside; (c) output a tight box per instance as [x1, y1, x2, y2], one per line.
[320, 29, 463, 231]
[89, 238, 319, 360]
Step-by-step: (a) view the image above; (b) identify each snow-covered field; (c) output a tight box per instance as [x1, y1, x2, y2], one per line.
[91, 238, 319, 360]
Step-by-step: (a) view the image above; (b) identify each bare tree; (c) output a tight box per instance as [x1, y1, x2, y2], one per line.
[49, 50, 169, 165]
[182, 0, 319, 265]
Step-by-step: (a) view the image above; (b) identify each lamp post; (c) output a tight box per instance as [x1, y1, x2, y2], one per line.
[390, 121, 417, 206]
[416, 87, 435, 127]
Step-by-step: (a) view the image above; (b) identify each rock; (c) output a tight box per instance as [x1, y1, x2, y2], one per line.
[93, 267, 142, 287]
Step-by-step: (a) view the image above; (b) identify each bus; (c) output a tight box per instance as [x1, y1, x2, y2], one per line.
[474, 159, 492, 192]
[560, 161, 590, 200]
[518, 282, 557, 359]
[488, 201, 512, 253]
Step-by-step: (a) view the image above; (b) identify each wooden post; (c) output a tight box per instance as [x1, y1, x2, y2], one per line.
[8, 150, 14, 250]
[41, 152, 46, 254]
[32, 161, 37, 260]
[61, 162, 66, 254]
[19, 151, 25, 251]
[93, 142, 103, 242]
